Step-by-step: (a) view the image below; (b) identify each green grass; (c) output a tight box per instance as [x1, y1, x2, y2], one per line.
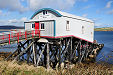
[95, 27, 113, 31]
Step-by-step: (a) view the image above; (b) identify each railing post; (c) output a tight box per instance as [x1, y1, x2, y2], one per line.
[39, 30, 40, 38]
[32, 30, 34, 38]
[2, 33, 4, 40]
[11, 32, 13, 39]
[25, 31, 27, 40]
[17, 32, 19, 43]
[9, 34, 10, 44]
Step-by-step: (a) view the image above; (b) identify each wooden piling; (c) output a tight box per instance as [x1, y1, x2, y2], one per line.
[32, 40, 37, 66]
[47, 43, 50, 69]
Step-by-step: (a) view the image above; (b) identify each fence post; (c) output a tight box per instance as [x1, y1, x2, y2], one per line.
[2, 33, 4, 40]
[32, 30, 34, 38]
[25, 31, 27, 40]
[9, 34, 10, 44]
[17, 32, 19, 43]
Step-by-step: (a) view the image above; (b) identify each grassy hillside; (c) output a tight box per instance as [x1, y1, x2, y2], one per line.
[0, 61, 113, 75]
[0, 25, 24, 29]
[95, 27, 113, 31]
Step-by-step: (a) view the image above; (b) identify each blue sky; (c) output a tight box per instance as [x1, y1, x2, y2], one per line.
[0, 0, 113, 28]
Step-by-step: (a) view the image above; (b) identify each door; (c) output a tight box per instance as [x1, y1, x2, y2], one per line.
[35, 22, 40, 36]
[35, 22, 39, 30]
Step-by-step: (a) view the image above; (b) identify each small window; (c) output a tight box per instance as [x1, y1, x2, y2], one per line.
[82, 26, 84, 34]
[40, 23, 45, 30]
[32, 24, 35, 28]
[43, 10, 47, 15]
[66, 21, 70, 31]
[45, 11, 47, 14]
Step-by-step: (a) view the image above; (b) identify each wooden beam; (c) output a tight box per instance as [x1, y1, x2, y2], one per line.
[77, 41, 82, 62]
[37, 44, 46, 66]
[47, 43, 50, 69]
[32, 40, 37, 66]
[5, 49, 18, 60]
[12, 41, 34, 63]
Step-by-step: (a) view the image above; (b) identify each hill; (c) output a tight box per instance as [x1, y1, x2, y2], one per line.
[0, 25, 24, 29]
[94, 27, 113, 31]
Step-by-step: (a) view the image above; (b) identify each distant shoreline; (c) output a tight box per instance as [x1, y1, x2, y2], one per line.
[94, 30, 113, 31]
[94, 27, 113, 31]
[0, 29, 11, 31]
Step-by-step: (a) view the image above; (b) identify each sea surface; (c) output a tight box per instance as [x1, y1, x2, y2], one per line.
[0, 31, 113, 64]
[94, 31, 113, 64]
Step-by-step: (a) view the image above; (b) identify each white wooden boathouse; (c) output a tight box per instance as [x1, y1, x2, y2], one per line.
[24, 8, 94, 43]
[0, 8, 104, 69]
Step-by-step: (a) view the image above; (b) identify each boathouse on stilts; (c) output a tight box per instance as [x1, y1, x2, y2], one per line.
[0, 8, 104, 69]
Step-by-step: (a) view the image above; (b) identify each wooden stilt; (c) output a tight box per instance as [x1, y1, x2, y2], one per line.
[58, 40, 61, 68]
[27, 40, 30, 63]
[77, 41, 82, 62]
[32, 40, 37, 66]
[70, 37, 72, 61]
[44, 45, 47, 67]
[54, 46, 58, 68]
[47, 43, 50, 69]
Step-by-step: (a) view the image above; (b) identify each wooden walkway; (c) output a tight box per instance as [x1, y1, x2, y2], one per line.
[0, 29, 40, 46]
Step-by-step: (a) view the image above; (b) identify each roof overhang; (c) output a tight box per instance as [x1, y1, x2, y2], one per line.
[30, 8, 62, 19]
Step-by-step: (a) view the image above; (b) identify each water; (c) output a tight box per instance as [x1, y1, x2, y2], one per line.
[94, 31, 113, 64]
[0, 31, 113, 64]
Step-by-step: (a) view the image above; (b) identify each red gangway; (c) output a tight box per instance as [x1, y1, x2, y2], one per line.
[0, 29, 40, 44]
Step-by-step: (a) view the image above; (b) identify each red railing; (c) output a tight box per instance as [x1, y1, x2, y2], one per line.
[0, 29, 40, 44]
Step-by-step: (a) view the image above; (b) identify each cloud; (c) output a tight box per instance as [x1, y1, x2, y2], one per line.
[0, 0, 28, 13]
[0, 10, 2, 15]
[108, 9, 113, 14]
[82, 14, 88, 17]
[83, 5, 91, 10]
[106, 1, 113, 8]
[0, 0, 89, 13]
[0, 17, 28, 26]
[28, 0, 77, 11]
[94, 23, 110, 28]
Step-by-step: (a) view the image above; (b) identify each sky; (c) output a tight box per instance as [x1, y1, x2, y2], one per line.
[0, 0, 113, 28]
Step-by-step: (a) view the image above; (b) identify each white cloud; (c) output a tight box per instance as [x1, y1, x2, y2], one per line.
[0, 10, 2, 15]
[83, 5, 91, 10]
[82, 14, 88, 17]
[28, 0, 76, 11]
[21, 0, 25, 2]
[0, 17, 28, 26]
[0, 0, 89, 12]
[106, 1, 113, 8]
[108, 9, 113, 14]
[0, 0, 28, 13]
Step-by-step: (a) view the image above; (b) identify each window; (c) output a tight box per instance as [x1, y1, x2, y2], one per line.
[43, 10, 47, 15]
[40, 23, 45, 30]
[66, 21, 70, 31]
[32, 24, 35, 28]
[82, 26, 84, 34]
